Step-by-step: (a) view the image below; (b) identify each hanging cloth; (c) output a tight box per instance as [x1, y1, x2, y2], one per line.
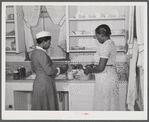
[127, 6, 135, 57]
[45, 6, 65, 25]
[46, 5, 66, 51]
[23, 6, 40, 52]
[136, 6, 144, 68]
[126, 38, 139, 111]
[135, 6, 145, 111]
[58, 18, 66, 52]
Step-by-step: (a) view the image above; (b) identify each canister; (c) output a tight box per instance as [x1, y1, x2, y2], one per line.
[21, 66, 26, 78]
[17, 67, 22, 78]
[13, 71, 20, 80]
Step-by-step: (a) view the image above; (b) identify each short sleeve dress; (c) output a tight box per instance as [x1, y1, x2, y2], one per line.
[92, 39, 120, 111]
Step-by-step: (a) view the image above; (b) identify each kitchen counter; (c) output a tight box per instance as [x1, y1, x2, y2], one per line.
[6, 78, 95, 111]
[6, 79, 95, 83]
[6, 73, 126, 111]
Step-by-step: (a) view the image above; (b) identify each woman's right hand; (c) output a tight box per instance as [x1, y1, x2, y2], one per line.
[60, 64, 69, 74]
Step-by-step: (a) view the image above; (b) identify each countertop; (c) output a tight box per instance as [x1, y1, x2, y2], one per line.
[6, 71, 95, 83]
[6, 79, 95, 83]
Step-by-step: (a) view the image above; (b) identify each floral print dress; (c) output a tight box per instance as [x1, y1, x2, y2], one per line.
[92, 39, 120, 111]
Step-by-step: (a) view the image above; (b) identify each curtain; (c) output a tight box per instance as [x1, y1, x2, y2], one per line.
[23, 6, 40, 52]
[126, 6, 137, 111]
[46, 6, 66, 51]
[127, 6, 135, 56]
[135, 6, 144, 111]
[126, 6, 145, 111]
[126, 38, 138, 111]
[136, 6, 144, 68]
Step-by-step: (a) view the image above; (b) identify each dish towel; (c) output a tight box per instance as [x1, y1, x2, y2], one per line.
[126, 39, 138, 111]
[23, 6, 40, 52]
[136, 6, 144, 68]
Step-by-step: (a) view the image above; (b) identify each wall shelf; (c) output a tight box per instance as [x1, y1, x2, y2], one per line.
[6, 50, 16, 53]
[6, 36, 15, 38]
[69, 50, 97, 53]
[6, 20, 15, 23]
[69, 17, 125, 21]
[69, 46, 126, 53]
[69, 34, 125, 37]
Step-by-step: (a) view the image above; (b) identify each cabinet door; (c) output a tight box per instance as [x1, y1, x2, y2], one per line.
[15, 6, 25, 53]
[5, 5, 25, 53]
[5, 84, 13, 110]
[119, 83, 127, 111]
[70, 97, 93, 111]
[69, 83, 94, 111]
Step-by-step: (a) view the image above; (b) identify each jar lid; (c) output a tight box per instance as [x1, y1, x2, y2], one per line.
[17, 67, 21, 69]
[21, 66, 25, 68]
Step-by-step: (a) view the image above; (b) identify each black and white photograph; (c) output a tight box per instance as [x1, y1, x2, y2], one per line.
[1, 1, 147, 120]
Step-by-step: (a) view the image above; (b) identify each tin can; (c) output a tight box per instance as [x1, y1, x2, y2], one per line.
[17, 67, 22, 78]
[13, 71, 20, 80]
[21, 66, 26, 78]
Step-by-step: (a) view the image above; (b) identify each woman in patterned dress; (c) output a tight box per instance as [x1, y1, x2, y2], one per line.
[84, 24, 120, 111]
[31, 31, 68, 110]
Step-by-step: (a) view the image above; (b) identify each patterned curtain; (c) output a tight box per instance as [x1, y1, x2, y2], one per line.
[46, 6, 66, 51]
[126, 6, 138, 111]
[23, 5, 40, 52]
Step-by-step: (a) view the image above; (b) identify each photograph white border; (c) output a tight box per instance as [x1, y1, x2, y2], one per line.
[2, 2, 148, 120]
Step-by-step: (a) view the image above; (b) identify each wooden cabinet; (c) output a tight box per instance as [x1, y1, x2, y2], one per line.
[66, 6, 128, 53]
[5, 81, 69, 110]
[6, 80, 127, 111]
[5, 84, 13, 110]
[6, 5, 25, 53]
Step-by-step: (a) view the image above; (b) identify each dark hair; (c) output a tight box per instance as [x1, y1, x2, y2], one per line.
[95, 24, 111, 37]
[36, 36, 51, 44]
